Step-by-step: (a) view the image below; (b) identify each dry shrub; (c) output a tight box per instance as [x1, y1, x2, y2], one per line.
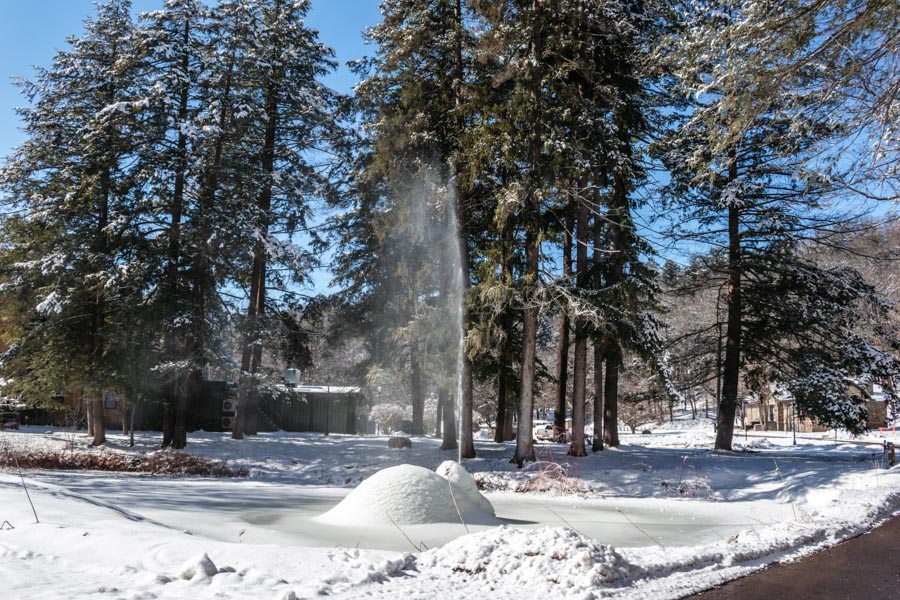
[474, 472, 510, 492]
[516, 461, 590, 495]
[658, 476, 713, 498]
[514, 447, 591, 495]
[0, 448, 247, 477]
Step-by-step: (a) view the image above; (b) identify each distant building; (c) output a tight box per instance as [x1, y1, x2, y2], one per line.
[11, 373, 364, 435]
[745, 380, 889, 432]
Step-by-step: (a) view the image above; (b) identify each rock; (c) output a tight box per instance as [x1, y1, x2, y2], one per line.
[641, 429, 652, 435]
[388, 436, 412, 449]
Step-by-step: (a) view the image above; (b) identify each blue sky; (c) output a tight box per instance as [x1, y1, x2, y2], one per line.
[0, 0, 383, 159]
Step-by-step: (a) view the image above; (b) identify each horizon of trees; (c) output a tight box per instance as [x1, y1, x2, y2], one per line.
[0, 0, 898, 461]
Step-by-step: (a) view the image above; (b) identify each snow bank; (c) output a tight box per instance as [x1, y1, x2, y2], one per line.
[316, 462, 497, 526]
[417, 526, 634, 593]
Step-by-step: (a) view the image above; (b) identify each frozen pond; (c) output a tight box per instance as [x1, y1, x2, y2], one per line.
[241, 492, 789, 551]
[27, 472, 792, 551]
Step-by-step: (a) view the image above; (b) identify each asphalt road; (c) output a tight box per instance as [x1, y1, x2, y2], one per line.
[687, 513, 900, 599]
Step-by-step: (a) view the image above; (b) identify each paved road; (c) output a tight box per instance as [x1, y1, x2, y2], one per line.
[687, 513, 900, 599]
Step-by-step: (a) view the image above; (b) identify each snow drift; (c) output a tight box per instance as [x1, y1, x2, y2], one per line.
[417, 525, 634, 592]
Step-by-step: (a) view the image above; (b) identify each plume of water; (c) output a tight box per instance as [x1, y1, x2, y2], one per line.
[445, 176, 465, 464]
[374, 164, 465, 456]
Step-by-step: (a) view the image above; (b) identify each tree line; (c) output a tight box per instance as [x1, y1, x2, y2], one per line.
[1, 0, 897, 461]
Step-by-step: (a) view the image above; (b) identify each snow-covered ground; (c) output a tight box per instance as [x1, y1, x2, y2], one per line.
[1, 417, 898, 599]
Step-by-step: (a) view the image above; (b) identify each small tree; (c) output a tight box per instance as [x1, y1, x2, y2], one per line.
[619, 393, 651, 434]
[369, 402, 409, 435]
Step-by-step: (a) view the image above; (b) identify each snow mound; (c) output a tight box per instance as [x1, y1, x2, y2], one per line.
[178, 552, 217, 581]
[435, 460, 495, 517]
[417, 526, 634, 592]
[316, 463, 497, 526]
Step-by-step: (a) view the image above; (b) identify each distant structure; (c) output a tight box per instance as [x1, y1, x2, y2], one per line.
[744, 380, 889, 432]
[9, 369, 365, 435]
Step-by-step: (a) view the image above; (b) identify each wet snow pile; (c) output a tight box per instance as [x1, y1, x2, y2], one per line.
[417, 525, 634, 593]
[317, 461, 497, 526]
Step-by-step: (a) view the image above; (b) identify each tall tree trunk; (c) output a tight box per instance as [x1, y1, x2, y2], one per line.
[129, 400, 137, 448]
[440, 388, 457, 451]
[716, 156, 742, 450]
[569, 189, 590, 457]
[592, 342, 604, 451]
[452, 0, 475, 459]
[410, 346, 424, 435]
[161, 401, 174, 448]
[515, 233, 539, 466]
[235, 77, 278, 439]
[603, 345, 621, 447]
[438, 227, 458, 453]
[168, 22, 192, 450]
[192, 43, 236, 442]
[91, 393, 105, 446]
[592, 216, 604, 452]
[601, 170, 628, 447]
[496, 209, 515, 444]
[435, 394, 443, 437]
[90, 168, 111, 448]
[554, 215, 573, 438]
[502, 394, 515, 441]
[86, 390, 93, 437]
[459, 354, 474, 455]
[494, 375, 507, 443]
[512, 0, 543, 468]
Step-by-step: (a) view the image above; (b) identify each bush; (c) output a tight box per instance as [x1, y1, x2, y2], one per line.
[0, 447, 247, 477]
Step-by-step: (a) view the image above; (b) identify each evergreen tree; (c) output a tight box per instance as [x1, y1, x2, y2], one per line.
[476, 0, 667, 462]
[742, 245, 899, 432]
[657, 0, 890, 448]
[218, 0, 340, 439]
[691, 0, 899, 196]
[135, 0, 213, 448]
[333, 0, 482, 452]
[0, 0, 144, 445]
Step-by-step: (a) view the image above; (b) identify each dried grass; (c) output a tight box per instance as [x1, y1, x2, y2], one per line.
[0, 447, 247, 477]
[516, 448, 591, 495]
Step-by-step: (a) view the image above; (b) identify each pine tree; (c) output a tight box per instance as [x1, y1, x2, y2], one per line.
[656, 0, 891, 448]
[475, 0, 667, 462]
[218, 0, 340, 439]
[134, 0, 213, 448]
[0, 0, 144, 446]
[694, 0, 899, 196]
[742, 244, 899, 432]
[475, 0, 548, 466]
[333, 0, 482, 453]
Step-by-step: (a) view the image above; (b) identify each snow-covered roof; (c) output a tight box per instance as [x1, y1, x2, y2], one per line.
[870, 384, 889, 402]
[277, 384, 360, 395]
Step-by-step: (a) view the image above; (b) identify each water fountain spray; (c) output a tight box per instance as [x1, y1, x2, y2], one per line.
[446, 176, 466, 464]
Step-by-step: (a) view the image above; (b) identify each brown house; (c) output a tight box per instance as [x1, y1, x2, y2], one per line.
[745, 381, 888, 433]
